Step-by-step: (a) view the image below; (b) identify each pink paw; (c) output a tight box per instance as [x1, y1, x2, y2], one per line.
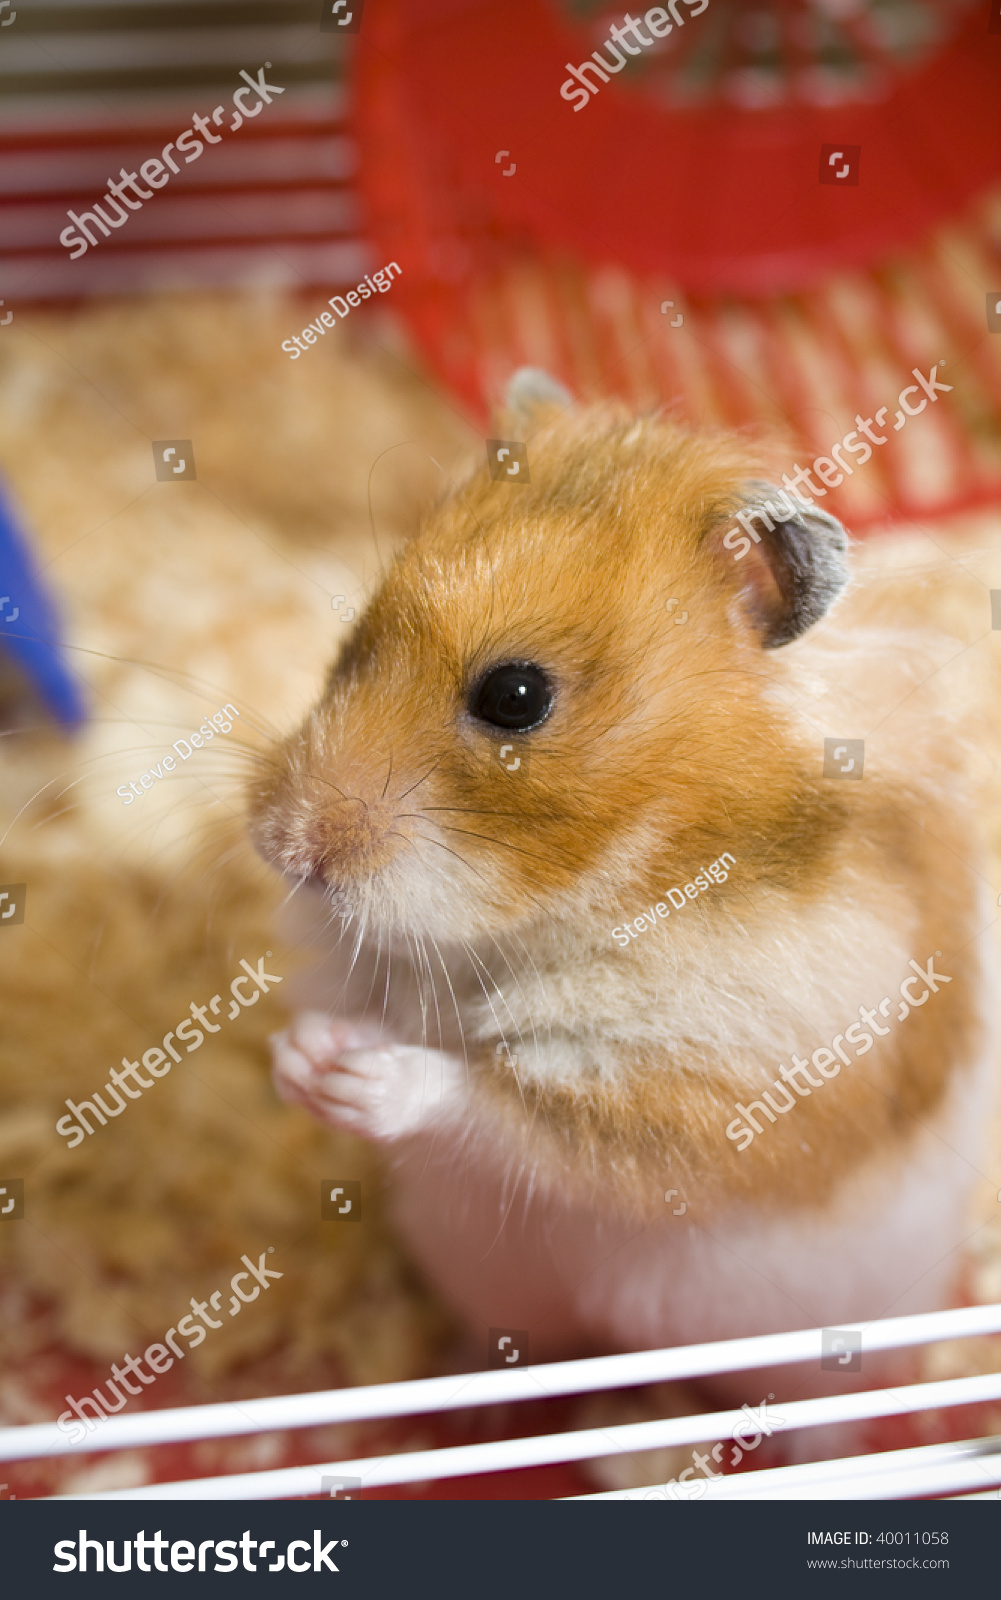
[270, 1011, 464, 1142]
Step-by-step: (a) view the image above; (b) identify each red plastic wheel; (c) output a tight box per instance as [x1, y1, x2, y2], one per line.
[357, 0, 1000, 297]
[355, 1, 1001, 527]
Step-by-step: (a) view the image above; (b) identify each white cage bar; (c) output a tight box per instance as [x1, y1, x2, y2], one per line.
[0, 1302, 996, 1500]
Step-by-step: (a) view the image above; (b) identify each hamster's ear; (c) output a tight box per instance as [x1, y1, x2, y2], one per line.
[718, 481, 849, 648]
[504, 368, 574, 434]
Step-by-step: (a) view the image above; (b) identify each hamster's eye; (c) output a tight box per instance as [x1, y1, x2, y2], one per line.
[468, 662, 553, 732]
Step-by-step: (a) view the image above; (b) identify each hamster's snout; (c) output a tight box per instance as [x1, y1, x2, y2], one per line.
[249, 773, 407, 892]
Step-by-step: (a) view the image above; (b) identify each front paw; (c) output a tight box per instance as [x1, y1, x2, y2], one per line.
[271, 1012, 464, 1142]
[271, 1011, 381, 1118]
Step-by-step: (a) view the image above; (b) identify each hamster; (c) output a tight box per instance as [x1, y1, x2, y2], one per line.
[248, 369, 996, 1418]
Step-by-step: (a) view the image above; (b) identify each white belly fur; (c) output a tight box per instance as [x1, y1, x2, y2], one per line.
[387, 919, 998, 1397]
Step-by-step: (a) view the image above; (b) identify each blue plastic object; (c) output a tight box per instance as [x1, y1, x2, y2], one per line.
[0, 477, 85, 728]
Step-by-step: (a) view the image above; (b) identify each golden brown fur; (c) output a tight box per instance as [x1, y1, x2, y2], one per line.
[2, 295, 1001, 1454]
[251, 393, 993, 1226]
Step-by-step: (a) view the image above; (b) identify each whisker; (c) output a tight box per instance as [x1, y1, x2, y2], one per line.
[400, 829, 492, 885]
[51, 639, 284, 743]
[417, 932, 446, 1055]
[393, 753, 448, 803]
[483, 926, 545, 1066]
[420, 805, 537, 819]
[281, 874, 313, 912]
[459, 937, 530, 1119]
[427, 930, 469, 1076]
[379, 915, 394, 1034]
[360, 922, 384, 1017]
[405, 927, 431, 1054]
[438, 824, 558, 867]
